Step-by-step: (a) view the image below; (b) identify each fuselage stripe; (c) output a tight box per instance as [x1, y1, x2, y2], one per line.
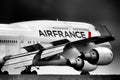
[88, 32, 91, 38]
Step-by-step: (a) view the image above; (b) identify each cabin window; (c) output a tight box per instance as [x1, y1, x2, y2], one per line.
[0, 40, 18, 43]
[28, 41, 31, 44]
[33, 41, 35, 44]
[21, 41, 23, 43]
[15, 40, 17, 43]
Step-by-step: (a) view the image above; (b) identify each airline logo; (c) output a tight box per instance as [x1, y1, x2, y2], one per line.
[39, 30, 91, 39]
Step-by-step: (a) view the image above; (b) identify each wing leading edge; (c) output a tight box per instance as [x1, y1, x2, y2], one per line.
[70, 35, 115, 45]
[7, 35, 115, 61]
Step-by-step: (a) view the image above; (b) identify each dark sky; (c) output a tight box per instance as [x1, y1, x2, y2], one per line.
[0, 0, 120, 74]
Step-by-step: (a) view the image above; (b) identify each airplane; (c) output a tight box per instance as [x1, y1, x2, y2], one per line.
[0, 20, 115, 75]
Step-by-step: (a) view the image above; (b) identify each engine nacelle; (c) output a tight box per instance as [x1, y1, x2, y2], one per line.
[62, 46, 83, 61]
[85, 47, 113, 65]
[62, 45, 97, 71]
[82, 60, 97, 71]
[67, 57, 97, 71]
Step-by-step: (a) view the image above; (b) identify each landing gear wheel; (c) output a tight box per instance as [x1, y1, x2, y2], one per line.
[21, 70, 32, 74]
[0, 71, 9, 74]
[21, 70, 28, 74]
[31, 71, 37, 74]
[21, 66, 37, 74]
[80, 71, 90, 75]
[3, 71, 9, 74]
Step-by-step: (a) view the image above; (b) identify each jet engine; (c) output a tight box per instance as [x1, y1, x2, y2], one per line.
[85, 47, 113, 65]
[82, 61, 97, 71]
[67, 57, 97, 71]
[62, 46, 97, 71]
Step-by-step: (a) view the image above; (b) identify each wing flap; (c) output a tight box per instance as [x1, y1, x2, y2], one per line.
[23, 44, 45, 52]
[50, 39, 70, 46]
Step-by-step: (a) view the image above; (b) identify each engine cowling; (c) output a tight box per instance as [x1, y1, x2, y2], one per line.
[62, 46, 83, 61]
[82, 60, 97, 71]
[85, 47, 113, 65]
[62, 45, 97, 71]
[66, 57, 97, 71]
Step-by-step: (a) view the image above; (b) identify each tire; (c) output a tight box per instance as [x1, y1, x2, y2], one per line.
[31, 71, 37, 74]
[80, 71, 90, 75]
[21, 70, 26, 74]
[3, 71, 9, 74]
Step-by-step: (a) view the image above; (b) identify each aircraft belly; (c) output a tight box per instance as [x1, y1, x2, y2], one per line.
[2, 53, 36, 72]
[2, 60, 33, 74]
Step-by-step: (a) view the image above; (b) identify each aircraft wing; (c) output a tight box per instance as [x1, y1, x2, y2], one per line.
[8, 35, 115, 60]
[70, 35, 115, 45]
[7, 39, 70, 60]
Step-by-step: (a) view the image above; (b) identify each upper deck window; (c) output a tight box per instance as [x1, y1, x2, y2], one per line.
[0, 40, 18, 43]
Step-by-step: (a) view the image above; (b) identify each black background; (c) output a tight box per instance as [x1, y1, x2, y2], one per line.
[0, 0, 120, 74]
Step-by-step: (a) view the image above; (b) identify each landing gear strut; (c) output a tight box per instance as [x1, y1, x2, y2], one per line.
[21, 66, 37, 74]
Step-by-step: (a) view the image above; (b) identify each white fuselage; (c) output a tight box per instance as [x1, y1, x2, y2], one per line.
[0, 20, 102, 74]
